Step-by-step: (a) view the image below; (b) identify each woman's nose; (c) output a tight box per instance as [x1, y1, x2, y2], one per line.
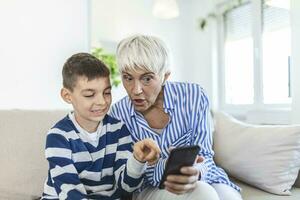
[133, 80, 143, 95]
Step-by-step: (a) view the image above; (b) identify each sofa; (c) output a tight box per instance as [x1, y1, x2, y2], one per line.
[0, 110, 300, 199]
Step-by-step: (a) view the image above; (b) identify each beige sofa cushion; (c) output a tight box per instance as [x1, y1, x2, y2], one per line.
[234, 178, 300, 200]
[213, 111, 300, 195]
[0, 189, 40, 200]
[0, 110, 66, 197]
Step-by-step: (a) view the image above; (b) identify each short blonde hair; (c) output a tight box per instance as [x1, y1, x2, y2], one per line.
[116, 34, 170, 77]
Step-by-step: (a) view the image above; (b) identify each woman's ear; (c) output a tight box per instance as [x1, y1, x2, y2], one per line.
[61, 88, 72, 104]
[162, 72, 171, 85]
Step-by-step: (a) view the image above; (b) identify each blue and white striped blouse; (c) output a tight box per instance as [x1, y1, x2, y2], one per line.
[110, 81, 240, 191]
[42, 113, 146, 200]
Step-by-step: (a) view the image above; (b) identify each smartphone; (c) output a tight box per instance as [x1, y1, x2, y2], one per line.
[158, 145, 201, 189]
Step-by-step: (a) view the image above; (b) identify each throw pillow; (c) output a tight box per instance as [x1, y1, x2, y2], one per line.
[212, 111, 300, 195]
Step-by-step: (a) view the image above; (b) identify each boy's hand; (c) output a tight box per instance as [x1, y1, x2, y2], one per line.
[133, 139, 160, 165]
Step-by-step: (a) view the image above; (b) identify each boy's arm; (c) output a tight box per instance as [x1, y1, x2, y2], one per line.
[142, 157, 168, 187]
[113, 125, 147, 193]
[110, 104, 166, 187]
[45, 131, 88, 200]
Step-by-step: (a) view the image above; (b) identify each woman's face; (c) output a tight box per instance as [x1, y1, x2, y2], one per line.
[121, 68, 166, 113]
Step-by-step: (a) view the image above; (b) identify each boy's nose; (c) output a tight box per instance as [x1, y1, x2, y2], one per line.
[96, 95, 106, 105]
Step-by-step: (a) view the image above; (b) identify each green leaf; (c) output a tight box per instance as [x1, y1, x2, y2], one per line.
[91, 47, 121, 87]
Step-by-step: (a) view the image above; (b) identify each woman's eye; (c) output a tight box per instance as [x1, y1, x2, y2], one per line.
[141, 76, 152, 84]
[122, 75, 132, 81]
[104, 92, 111, 96]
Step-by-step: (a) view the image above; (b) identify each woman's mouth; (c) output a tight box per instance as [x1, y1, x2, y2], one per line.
[133, 99, 145, 106]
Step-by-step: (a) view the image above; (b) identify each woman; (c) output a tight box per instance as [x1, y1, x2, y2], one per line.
[110, 34, 242, 200]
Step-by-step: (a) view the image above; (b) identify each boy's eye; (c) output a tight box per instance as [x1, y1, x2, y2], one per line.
[84, 94, 94, 98]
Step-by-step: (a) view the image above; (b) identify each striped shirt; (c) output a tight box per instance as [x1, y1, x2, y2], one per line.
[110, 81, 240, 191]
[42, 112, 146, 200]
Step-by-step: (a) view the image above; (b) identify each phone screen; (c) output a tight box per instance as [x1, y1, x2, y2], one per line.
[159, 145, 200, 189]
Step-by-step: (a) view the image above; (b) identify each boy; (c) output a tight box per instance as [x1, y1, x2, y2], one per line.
[42, 53, 160, 200]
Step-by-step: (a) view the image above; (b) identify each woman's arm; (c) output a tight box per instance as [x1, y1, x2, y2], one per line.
[191, 91, 214, 182]
[163, 89, 214, 194]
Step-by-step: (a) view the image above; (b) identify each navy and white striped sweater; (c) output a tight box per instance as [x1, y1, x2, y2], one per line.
[42, 113, 145, 200]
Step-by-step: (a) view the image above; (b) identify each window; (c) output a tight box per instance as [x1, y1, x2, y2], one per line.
[262, 0, 291, 104]
[220, 0, 291, 122]
[224, 3, 254, 105]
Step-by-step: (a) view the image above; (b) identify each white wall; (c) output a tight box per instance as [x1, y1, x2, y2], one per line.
[91, 0, 215, 102]
[0, 0, 219, 109]
[177, 0, 216, 101]
[2, 0, 296, 119]
[291, 0, 300, 123]
[0, 0, 89, 109]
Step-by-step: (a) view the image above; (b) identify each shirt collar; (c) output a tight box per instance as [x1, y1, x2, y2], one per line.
[128, 97, 136, 117]
[163, 81, 176, 111]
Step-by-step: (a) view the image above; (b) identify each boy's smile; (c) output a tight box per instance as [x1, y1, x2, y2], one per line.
[61, 76, 112, 132]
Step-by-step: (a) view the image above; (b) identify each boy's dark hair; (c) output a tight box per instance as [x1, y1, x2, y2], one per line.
[62, 53, 110, 91]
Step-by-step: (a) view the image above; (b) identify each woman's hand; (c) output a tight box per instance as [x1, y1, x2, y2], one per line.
[133, 138, 161, 165]
[164, 156, 204, 194]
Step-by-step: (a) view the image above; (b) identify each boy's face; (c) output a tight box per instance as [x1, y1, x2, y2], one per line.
[61, 76, 112, 132]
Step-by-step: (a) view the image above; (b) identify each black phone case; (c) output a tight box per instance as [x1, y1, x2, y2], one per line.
[158, 145, 200, 189]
